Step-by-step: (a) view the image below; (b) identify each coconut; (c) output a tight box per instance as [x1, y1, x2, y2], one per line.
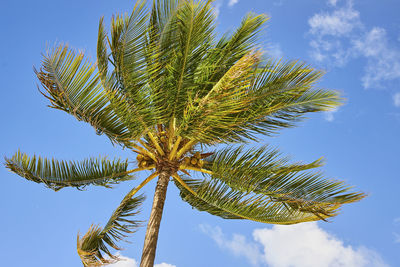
[191, 157, 198, 165]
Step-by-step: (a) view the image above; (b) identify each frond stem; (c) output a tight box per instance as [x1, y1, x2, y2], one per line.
[167, 118, 176, 151]
[125, 171, 159, 201]
[169, 136, 182, 160]
[176, 140, 196, 159]
[180, 165, 213, 175]
[147, 132, 165, 156]
[172, 173, 197, 196]
[126, 165, 155, 174]
[135, 141, 157, 162]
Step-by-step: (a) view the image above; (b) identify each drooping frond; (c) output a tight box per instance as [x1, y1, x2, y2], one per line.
[77, 193, 145, 266]
[174, 176, 342, 224]
[36, 44, 143, 146]
[4, 150, 134, 191]
[203, 146, 365, 217]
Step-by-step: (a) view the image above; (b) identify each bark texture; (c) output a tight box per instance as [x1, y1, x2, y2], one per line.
[140, 171, 170, 267]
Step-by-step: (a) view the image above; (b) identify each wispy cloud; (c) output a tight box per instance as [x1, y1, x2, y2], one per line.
[309, 2, 361, 37]
[394, 232, 400, 244]
[201, 222, 388, 267]
[393, 218, 400, 243]
[266, 43, 284, 59]
[108, 254, 176, 267]
[228, 0, 239, 7]
[200, 224, 264, 266]
[108, 254, 138, 267]
[308, 0, 400, 90]
[328, 0, 339, 7]
[212, 0, 223, 18]
[324, 107, 339, 122]
[353, 27, 400, 89]
[155, 263, 177, 267]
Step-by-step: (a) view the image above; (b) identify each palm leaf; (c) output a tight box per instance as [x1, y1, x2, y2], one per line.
[36, 44, 142, 147]
[4, 150, 134, 191]
[180, 58, 342, 143]
[204, 146, 365, 216]
[174, 176, 342, 224]
[148, 0, 216, 122]
[194, 12, 269, 98]
[77, 193, 145, 266]
[234, 60, 342, 139]
[180, 51, 262, 142]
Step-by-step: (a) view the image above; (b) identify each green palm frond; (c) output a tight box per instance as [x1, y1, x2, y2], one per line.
[97, 16, 109, 86]
[193, 12, 269, 98]
[174, 176, 340, 224]
[77, 193, 145, 266]
[236, 60, 342, 138]
[180, 58, 342, 143]
[36, 44, 143, 146]
[4, 150, 134, 191]
[147, 0, 217, 122]
[180, 51, 262, 142]
[203, 146, 365, 216]
[108, 0, 150, 97]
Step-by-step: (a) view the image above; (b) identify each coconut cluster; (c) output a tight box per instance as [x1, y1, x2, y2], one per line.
[182, 152, 204, 168]
[137, 154, 155, 168]
[158, 131, 168, 144]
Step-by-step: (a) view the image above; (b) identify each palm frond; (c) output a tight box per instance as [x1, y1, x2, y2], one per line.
[97, 16, 109, 86]
[174, 176, 341, 224]
[179, 58, 342, 143]
[100, 2, 166, 133]
[149, 0, 217, 121]
[4, 150, 134, 191]
[36, 44, 141, 146]
[202, 146, 365, 216]
[77, 193, 145, 266]
[194, 12, 269, 98]
[234, 60, 342, 139]
[109, 0, 149, 97]
[180, 51, 261, 142]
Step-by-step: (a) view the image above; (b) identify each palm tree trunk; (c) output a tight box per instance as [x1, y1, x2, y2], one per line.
[140, 171, 170, 267]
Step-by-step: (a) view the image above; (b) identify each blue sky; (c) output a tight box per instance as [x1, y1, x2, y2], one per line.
[1, 0, 400, 266]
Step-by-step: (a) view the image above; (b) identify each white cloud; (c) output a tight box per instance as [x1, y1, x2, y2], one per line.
[394, 232, 400, 243]
[212, 0, 223, 18]
[155, 263, 177, 267]
[200, 224, 264, 266]
[324, 107, 338, 122]
[328, 0, 339, 7]
[228, 0, 239, 7]
[108, 254, 138, 267]
[354, 28, 400, 89]
[107, 254, 176, 267]
[308, 0, 400, 90]
[255, 223, 388, 267]
[309, 4, 361, 37]
[393, 93, 400, 107]
[267, 43, 284, 59]
[394, 218, 400, 244]
[202, 222, 388, 267]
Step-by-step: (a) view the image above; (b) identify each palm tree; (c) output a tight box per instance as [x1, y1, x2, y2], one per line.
[5, 0, 365, 266]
